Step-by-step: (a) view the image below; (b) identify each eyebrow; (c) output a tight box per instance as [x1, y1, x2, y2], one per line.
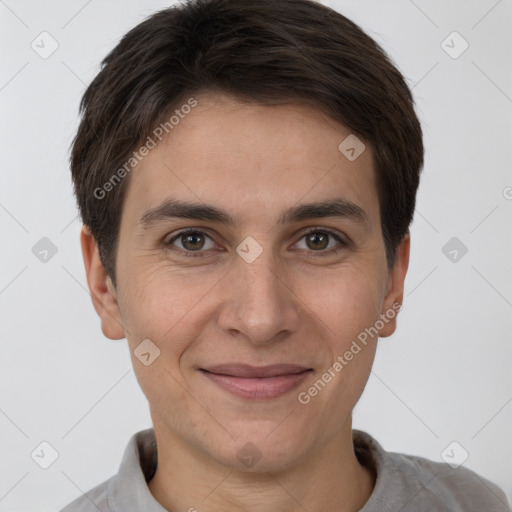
[138, 198, 371, 231]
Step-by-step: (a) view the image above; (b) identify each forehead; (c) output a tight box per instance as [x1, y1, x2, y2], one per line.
[121, 92, 379, 228]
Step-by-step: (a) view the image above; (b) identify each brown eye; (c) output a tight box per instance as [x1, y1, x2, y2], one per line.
[305, 232, 329, 250]
[167, 229, 216, 255]
[181, 232, 205, 251]
[294, 228, 347, 256]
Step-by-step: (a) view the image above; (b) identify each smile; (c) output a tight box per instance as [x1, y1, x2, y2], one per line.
[200, 364, 313, 400]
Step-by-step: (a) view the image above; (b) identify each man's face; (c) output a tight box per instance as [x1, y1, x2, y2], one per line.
[88, 92, 408, 471]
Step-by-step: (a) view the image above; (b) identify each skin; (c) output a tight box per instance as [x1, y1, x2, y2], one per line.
[81, 92, 410, 512]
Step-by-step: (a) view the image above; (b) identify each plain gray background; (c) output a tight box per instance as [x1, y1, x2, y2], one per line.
[1, 0, 511, 510]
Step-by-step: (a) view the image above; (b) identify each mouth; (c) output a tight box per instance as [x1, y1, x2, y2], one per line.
[200, 364, 313, 400]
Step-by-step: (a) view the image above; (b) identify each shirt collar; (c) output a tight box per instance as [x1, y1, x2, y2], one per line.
[107, 428, 166, 512]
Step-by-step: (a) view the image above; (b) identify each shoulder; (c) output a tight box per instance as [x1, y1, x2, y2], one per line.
[58, 429, 162, 512]
[387, 450, 509, 511]
[353, 430, 510, 512]
[59, 477, 113, 512]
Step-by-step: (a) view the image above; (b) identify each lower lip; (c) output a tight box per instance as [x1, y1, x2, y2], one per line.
[201, 370, 312, 400]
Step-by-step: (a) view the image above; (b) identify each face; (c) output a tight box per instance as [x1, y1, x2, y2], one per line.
[83, 92, 409, 471]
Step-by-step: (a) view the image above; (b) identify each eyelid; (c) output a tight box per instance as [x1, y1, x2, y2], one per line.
[299, 226, 347, 241]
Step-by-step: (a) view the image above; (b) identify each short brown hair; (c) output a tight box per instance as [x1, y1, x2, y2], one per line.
[71, 0, 423, 288]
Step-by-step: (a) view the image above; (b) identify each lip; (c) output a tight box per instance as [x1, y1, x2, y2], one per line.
[203, 363, 310, 378]
[200, 364, 313, 400]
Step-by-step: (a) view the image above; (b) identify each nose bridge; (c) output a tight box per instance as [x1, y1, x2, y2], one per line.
[218, 240, 299, 344]
[242, 253, 282, 306]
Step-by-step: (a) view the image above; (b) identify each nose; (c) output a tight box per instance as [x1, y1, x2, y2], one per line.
[217, 246, 301, 346]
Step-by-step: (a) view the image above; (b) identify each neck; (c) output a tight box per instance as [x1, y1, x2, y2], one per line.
[148, 418, 375, 512]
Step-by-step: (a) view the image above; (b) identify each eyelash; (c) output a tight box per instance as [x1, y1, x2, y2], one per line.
[165, 227, 348, 258]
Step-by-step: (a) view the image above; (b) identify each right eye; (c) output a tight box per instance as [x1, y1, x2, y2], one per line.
[165, 229, 217, 257]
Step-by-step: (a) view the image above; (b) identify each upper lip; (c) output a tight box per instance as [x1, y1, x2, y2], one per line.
[201, 364, 312, 378]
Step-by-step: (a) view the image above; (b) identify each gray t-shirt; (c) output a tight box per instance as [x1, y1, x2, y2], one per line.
[60, 428, 510, 511]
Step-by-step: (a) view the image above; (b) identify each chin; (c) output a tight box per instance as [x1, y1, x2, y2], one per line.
[208, 425, 312, 473]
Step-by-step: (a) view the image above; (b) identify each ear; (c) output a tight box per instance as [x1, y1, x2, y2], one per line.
[80, 225, 126, 340]
[378, 233, 410, 338]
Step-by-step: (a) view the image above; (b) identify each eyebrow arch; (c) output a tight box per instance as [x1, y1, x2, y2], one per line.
[138, 198, 371, 231]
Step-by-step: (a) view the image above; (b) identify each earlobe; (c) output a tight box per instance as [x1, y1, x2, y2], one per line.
[378, 234, 410, 338]
[80, 225, 126, 340]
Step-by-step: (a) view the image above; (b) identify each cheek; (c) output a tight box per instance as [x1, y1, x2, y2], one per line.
[117, 263, 220, 355]
[298, 263, 386, 344]
[117, 266, 212, 413]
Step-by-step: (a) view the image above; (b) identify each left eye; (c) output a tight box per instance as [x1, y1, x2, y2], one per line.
[294, 229, 346, 253]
